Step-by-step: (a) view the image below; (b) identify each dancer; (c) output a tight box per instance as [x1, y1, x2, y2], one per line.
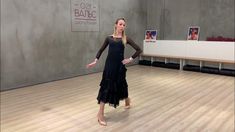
[86, 17, 142, 126]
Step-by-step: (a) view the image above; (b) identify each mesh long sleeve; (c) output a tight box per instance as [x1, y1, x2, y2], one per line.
[96, 36, 109, 59]
[127, 37, 142, 59]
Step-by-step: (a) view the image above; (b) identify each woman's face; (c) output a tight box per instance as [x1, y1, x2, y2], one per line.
[115, 19, 126, 33]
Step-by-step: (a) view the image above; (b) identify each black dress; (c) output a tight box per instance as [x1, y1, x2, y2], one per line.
[96, 36, 142, 108]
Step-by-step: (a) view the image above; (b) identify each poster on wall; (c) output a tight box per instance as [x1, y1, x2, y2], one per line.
[144, 30, 157, 43]
[187, 26, 200, 40]
[71, 0, 99, 31]
[145, 30, 157, 40]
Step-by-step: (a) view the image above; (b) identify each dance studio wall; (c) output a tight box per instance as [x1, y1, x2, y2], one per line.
[147, 0, 234, 40]
[0, 0, 147, 90]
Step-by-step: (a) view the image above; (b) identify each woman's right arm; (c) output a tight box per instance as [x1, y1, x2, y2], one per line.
[86, 37, 109, 68]
[95, 36, 109, 60]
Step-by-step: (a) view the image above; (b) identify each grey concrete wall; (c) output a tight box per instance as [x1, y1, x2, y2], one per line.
[146, 0, 163, 39]
[199, 0, 234, 40]
[147, 0, 234, 40]
[1, 0, 146, 90]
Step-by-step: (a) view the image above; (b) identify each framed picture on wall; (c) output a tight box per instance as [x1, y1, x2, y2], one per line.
[145, 30, 157, 40]
[187, 26, 200, 41]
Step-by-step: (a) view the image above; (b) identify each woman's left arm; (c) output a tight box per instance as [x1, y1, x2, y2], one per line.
[127, 37, 142, 59]
[122, 37, 142, 64]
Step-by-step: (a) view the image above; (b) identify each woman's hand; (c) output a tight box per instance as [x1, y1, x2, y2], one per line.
[86, 59, 98, 68]
[122, 57, 133, 65]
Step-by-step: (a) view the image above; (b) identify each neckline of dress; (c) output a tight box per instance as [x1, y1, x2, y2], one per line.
[111, 36, 122, 39]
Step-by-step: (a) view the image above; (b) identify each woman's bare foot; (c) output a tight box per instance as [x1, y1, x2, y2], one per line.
[125, 98, 131, 109]
[97, 113, 107, 126]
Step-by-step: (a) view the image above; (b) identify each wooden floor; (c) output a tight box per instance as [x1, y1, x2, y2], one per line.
[1, 65, 234, 132]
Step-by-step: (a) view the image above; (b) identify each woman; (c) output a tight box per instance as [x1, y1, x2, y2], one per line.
[145, 31, 153, 39]
[86, 17, 142, 126]
[188, 28, 199, 40]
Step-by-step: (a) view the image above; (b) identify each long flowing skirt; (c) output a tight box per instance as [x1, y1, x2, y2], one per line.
[97, 64, 128, 108]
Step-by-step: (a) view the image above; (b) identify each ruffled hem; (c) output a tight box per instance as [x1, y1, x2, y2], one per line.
[97, 65, 128, 108]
